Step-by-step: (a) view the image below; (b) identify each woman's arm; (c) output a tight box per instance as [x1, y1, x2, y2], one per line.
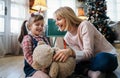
[69, 46, 84, 60]
[79, 21, 95, 59]
[64, 21, 95, 61]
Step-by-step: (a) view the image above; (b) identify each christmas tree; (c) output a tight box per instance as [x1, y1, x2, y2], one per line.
[86, 0, 116, 43]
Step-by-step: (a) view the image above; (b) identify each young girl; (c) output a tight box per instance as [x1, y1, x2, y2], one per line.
[53, 6, 118, 78]
[18, 13, 50, 78]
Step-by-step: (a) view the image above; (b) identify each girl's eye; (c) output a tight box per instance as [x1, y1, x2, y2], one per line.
[41, 24, 44, 27]
[35, 23, 44, 27]
[36, 23, 39, 26]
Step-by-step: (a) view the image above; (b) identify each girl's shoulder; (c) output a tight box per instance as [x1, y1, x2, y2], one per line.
[23, 34, 33, 41]
[24, 34, 31, 38]
[21, 35, 33, 45]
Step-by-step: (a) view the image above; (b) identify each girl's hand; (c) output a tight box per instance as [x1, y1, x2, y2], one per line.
[53, 49, 71, 62]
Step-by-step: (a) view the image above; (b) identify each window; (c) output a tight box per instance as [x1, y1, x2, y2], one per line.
[0, 0, 28, 33]
[116, 0, 120, 21]
[0, 0, 29, 54]
[10, 0, 29, 33]
[106, 0, 120, 21]
[0, 0, 5, 32]
[46, 0, 76, 18]
[0, 18, 4, 32]
[0, 0, 5, 15]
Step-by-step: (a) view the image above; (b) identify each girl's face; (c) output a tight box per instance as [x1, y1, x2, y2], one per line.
[55, 16, 66, 31]
[30, 20, 44, 36]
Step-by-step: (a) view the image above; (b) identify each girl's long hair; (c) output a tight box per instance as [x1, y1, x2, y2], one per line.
[18, 20, 28, 43]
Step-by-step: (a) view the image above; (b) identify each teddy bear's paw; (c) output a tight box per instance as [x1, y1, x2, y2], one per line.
[38, 41, 46, 45]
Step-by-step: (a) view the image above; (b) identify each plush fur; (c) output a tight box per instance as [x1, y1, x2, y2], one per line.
[32, 41, 76, 78]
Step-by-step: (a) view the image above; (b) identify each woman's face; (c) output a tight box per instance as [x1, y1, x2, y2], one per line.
[30, 20, 44, 36]
[55, 16, 66, 31]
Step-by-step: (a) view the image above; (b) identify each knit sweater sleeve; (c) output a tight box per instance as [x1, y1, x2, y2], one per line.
[64, 20, 95, 61]
[79, 20, 94, 59]
[22, 35, 33, 65]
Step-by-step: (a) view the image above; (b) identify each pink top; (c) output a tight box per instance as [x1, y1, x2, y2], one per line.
[64, 20, 117, 60]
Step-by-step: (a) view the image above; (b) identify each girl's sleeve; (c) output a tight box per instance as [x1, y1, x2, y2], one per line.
[22, 35, 33, 65]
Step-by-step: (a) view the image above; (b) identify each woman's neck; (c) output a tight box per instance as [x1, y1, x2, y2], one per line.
[68, 25, 78, 36]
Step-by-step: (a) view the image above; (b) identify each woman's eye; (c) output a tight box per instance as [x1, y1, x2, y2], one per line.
[57, 19, 61, 21]
[57, 18, 61, 21]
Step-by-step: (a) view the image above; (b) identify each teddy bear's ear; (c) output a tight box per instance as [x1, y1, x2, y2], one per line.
[37, 41, 45, 45]
[50, 48, 55, 54]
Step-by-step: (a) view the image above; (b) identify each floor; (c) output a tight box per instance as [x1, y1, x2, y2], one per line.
[0, 50, 120, 78]
[0, 56, 24, 78]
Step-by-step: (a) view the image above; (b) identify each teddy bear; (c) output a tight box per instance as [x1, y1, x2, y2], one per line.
[32, 41, 76, 78]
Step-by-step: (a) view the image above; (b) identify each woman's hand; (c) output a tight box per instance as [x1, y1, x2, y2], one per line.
[83, 51, 94, 60]
[53, 49, 71, 62]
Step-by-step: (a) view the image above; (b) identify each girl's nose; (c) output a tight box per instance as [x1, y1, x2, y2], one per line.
[39, 25, 43, 29]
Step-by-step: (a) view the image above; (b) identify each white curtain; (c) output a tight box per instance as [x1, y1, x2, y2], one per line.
[10, 34, 22, 55]
[0, 37, 5, 57]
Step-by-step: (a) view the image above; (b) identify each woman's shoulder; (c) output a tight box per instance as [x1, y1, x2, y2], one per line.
[78, 20, 89, 29]
[80, 20, 91, 26]
[78, 20, 95, 29]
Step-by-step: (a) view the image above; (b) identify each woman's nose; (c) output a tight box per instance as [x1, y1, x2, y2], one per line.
[55, 21, 58, 26]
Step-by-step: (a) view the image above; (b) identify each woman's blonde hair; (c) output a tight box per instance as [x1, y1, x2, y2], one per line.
[54, 6, 83, 30]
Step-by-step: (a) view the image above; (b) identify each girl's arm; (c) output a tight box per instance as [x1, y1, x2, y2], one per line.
[22, 35, 33, 65]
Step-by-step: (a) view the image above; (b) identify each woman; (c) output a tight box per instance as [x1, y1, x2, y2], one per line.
[53, 6, 118, 78]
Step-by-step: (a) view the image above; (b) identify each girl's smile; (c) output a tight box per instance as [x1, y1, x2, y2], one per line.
[30, 20, 44, 36]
